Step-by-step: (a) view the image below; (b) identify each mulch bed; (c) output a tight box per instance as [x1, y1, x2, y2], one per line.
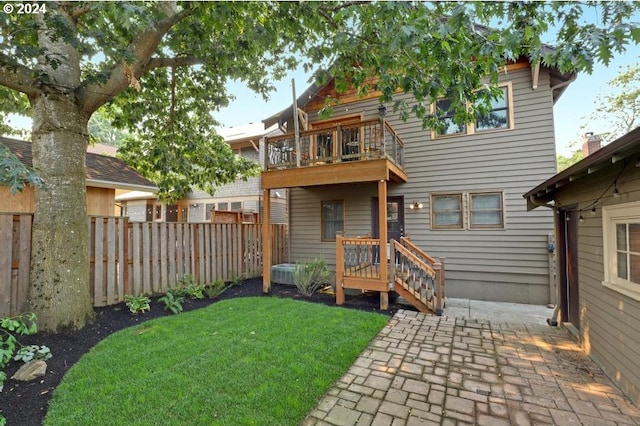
[1, 278, 403, 426]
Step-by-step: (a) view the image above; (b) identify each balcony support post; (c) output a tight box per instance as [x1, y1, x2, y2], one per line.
[378, 179, 389, 310]
[262, 189, 272, 293]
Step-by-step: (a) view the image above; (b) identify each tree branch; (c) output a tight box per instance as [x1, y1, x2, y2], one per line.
[0, 52, 40, 97]
[79, 5, 193, 114]
[142, 57, 203, 73]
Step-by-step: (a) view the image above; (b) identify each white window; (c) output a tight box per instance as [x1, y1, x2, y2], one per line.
[603, 202, 640, 301]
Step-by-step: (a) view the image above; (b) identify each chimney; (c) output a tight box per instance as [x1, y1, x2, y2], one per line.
[582, 132, 602, 157]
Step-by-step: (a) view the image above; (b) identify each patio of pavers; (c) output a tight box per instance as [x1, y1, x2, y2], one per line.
[303, 310, 640, 426]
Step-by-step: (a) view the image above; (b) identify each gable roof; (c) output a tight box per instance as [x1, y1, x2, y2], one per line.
[523, 127, 640, 210]
[1, 137, 157, 192]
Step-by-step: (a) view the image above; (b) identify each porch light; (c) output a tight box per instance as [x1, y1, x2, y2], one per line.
[409, 201, 423, 210]
[613, 180, 620, 198]
[378, 104, 387, 117]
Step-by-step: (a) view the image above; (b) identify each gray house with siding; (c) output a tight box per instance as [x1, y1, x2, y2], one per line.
[524, 127, 640, 406]
[261, 57, 574, 305]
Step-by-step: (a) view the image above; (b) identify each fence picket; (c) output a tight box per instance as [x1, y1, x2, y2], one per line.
[168, 223, 176, 288]
[0, 215, 13, 317]
[94, 217, 105, 306]
[106, 217, 117, 305]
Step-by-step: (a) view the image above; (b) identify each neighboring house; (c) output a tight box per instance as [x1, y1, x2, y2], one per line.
[523, 126, 640, 406]
[260, 56, 575, 305]
[116, 123, 287, 223]
[0, 137, 156, 216]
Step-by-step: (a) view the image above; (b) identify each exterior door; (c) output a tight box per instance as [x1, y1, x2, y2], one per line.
[372, 196, 405, 242]
[558, 208, 580, 329]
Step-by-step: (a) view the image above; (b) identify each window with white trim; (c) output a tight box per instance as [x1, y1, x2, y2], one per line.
[430, 191, 505, 230]
[603, 202, 640, 301]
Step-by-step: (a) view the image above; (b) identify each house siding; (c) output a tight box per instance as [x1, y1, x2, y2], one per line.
[287, 66, 557, 303]
[124, 200, 149, 222]
[553, 161, 640, 406]
[179, 145, 288, 223]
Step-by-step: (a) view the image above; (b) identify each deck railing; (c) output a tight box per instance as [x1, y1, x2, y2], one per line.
[334, 234, 445, 315]
[265, 118, 404, 170]
[391, 238, 445, 315]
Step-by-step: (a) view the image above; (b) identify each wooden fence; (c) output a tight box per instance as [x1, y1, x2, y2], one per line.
[1, 214, 287, 316]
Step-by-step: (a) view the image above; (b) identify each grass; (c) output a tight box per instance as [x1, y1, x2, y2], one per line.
[44, 297, 389, 426]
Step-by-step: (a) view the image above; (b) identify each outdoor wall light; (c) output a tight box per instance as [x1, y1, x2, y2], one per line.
[378, 104, 387, 117]
[409, 201, 423, 210]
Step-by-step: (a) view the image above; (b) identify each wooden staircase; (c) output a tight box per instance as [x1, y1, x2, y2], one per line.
[391, 237, 445, 315]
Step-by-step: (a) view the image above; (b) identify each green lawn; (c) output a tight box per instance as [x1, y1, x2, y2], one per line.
[45, 297, 388, 426]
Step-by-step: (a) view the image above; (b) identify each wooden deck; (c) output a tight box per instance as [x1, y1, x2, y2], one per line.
[261, 118, 407, 189]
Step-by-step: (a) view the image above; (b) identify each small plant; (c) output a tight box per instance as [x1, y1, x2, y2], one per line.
[158, 289, 184, 314]
[205, 279, 226, 299]
[293, 258, 331, 297]
[124, 295, 151, 314]
[230, 274, 245, 286]
[175, 274, 206, 299]
[0, 312, 51, 425]
[14, 345, 52, 363]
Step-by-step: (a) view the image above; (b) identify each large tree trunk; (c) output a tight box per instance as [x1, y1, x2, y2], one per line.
[28, 95, 94, 332]
[27, 9, 93, 331]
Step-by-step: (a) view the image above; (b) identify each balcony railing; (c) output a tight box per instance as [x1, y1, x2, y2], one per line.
[264, 118, 404, 170]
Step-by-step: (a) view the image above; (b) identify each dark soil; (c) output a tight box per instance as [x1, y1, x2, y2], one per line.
[1, 278, 402, 426]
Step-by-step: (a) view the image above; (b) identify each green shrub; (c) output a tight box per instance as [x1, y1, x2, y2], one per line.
[293, 258, 331, 297]
[124, 295, 151, 314]
[14, 345, 52, 363]
[230, 274, 245, 286]
[158, 289, 184, 314]
[205, 279, 226, 299]
[175, 274, 206, 299]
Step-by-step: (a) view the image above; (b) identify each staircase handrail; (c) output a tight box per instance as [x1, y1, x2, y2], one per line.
[393, 240, 435, 277]
[401, 236, 436, 265]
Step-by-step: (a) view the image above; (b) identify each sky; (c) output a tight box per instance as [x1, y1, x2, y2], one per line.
[213, 48, 640, 157]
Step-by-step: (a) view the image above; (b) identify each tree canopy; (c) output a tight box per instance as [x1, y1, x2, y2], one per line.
[583, 61, 640, 142]
[0, 1, 639, 331]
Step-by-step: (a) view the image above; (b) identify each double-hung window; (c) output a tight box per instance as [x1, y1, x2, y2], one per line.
[435, 98, 466, 136]
[603, 202, 640, 300]
[475, 86, 510, 131]
[469, 192, 504, 228]
[321, 201, 344, 241]
[431, 194, 463, 229]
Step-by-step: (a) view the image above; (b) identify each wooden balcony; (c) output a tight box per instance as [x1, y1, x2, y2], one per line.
[261, 119, 407, 189]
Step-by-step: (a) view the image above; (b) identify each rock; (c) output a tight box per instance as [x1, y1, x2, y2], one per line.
[11, 360, 47, 381]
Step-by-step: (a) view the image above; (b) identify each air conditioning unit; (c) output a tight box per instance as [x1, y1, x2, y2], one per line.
[270, 263, 297, 285]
